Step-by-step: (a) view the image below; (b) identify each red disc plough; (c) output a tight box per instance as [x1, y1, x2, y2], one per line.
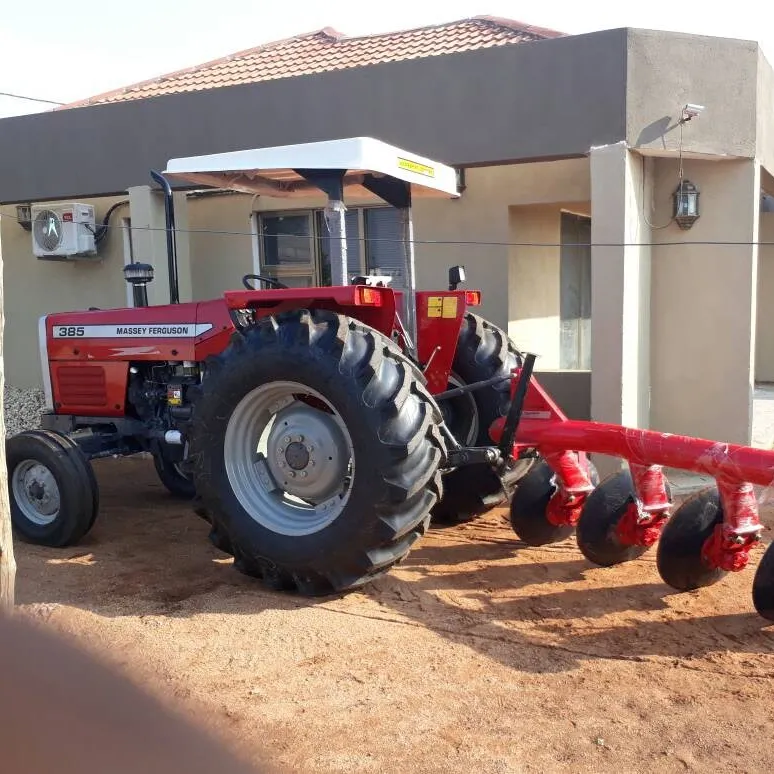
[489, 358, 774, 620]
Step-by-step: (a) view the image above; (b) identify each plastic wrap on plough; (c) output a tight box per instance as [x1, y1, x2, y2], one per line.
[489, 364, 774, 620]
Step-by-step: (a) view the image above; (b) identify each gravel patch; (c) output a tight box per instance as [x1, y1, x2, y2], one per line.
[3, 385, 45, 438]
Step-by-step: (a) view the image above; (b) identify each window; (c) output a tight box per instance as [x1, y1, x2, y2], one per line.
[364, 207, 406, 291]
[315, 209, 362, 285]
[259, 212, 316, 286]
[559, 212, 592, 370]
[256, 206, 405, 287]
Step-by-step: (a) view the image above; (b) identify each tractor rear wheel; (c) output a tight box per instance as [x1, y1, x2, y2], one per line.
[431, 313, 524, 524]
[188, 309, 446, 596]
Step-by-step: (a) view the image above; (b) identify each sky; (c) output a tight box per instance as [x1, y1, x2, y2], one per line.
[1, 0, 772, 119]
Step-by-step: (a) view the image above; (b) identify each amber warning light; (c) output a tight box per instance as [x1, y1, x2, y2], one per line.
[356, 287, 384, 306]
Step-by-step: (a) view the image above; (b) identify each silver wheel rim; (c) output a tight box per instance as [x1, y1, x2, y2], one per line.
[224, 381, 355, 536]
[12, 459, 61, 526]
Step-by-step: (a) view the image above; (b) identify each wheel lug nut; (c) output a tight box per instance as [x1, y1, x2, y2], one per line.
[300, 471, 307, 478]
[297, 435, 304, 443]
[284, 436, 291, 444]
[288, 471, 296, 478]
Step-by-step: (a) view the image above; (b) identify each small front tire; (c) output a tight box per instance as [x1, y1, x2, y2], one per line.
[7, 430, 97, 547]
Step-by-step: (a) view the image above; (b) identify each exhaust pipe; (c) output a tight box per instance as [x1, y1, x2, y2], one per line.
[150, 170, 180, 305]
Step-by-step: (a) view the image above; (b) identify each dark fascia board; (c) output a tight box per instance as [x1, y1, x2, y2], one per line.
[0, 27, 628, 205]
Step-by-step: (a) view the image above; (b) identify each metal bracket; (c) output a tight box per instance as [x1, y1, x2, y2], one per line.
[447, 446, 501, 468]
[435, 373, 511, 402]
[497, 352, 537, 462]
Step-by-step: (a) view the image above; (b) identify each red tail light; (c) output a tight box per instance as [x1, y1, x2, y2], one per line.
[465, 290, 481, 306]
[356, 287, 383, 306]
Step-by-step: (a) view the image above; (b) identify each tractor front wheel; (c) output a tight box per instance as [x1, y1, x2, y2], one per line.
[6, 429, 98, 547]
[188, 309, 446, 596]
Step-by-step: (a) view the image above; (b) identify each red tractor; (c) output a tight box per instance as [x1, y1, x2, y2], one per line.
[9, 138, 774, 618]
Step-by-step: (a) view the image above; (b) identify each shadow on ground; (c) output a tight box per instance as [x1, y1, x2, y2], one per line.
[15, 457, 774, 676]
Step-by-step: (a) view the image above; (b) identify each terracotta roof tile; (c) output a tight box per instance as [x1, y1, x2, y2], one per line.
[60, 16, 564, 109]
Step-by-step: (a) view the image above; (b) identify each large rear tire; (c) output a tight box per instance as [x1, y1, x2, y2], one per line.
[188, 309, 446, 596]
[431, 313, 525, 524]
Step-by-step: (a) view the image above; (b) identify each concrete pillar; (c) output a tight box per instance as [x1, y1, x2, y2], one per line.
[589, 142, 652, 477]
[754, 212, 774, 381]
[127, 186, 192, 306]
[650, 157, 760, 445]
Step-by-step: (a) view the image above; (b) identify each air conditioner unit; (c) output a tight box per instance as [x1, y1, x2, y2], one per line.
[31, 203, 98, 260]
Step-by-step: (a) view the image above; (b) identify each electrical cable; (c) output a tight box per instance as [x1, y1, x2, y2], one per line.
[0, 91, 64, 105]
[0, 208, 771, 249]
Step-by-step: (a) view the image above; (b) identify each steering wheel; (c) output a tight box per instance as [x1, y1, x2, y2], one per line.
[242, 273, 288, 290]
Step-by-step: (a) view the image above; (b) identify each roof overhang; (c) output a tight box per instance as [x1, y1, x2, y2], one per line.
[163, 137, 461, 199]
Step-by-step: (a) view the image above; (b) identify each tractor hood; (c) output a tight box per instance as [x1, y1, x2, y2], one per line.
[162, 137, 460, 199]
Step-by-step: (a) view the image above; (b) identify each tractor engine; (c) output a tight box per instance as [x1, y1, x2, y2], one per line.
[126, 361, 201, 444]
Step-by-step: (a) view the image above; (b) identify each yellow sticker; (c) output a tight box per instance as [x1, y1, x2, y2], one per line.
[442, 296, 458, 318]
[398, 157, 435, 178]
[427, 296, 443, 317]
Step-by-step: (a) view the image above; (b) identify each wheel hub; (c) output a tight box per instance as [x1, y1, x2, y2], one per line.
[266, 401, 350, 504]
[284, 441, 310, 471]
[224, 381, 356, 537]
[12, 460, 60, 525]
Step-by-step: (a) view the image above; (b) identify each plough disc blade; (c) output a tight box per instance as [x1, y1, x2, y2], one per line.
[576, 470, 649, 567]
[509, 460, 575, 546]
[656, 488, 726, 591]
[752, 541, 774, 621]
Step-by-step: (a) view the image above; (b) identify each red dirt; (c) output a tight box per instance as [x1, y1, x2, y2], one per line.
[14, 457, 774, 773]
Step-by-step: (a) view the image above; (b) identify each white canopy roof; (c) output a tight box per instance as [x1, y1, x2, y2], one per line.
[163, 137, 460, 200]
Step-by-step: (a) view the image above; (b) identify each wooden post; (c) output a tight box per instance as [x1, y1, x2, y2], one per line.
[0, 224, 15, 611]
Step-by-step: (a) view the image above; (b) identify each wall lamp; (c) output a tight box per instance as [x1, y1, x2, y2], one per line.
[673, 179, 700, 229]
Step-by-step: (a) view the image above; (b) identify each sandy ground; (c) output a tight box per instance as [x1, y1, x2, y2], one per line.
[12, 456, 774, 774]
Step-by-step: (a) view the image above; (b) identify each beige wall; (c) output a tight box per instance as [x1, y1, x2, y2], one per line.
[757, 49, 774, 174]
[507, 204, 561, 367]
[506, 202, 590, 369]
[0, 197, 129, 389]
[589, 143, 652, 476]
[627, 29, 758, 159]
[187, 158, 591, 337]
[0, 158, 591, 393]
[411, 159, 590, 333]
[650, 157, 759, 444]
[755, 213, 774, 381]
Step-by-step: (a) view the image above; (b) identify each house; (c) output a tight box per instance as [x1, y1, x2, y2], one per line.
[1, 16, 773, 468]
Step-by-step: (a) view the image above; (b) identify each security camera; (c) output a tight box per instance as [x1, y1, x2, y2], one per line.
[681, 103, 705, 121]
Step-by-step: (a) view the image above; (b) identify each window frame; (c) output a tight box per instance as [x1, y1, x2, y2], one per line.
[254, 204, 396, 285]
